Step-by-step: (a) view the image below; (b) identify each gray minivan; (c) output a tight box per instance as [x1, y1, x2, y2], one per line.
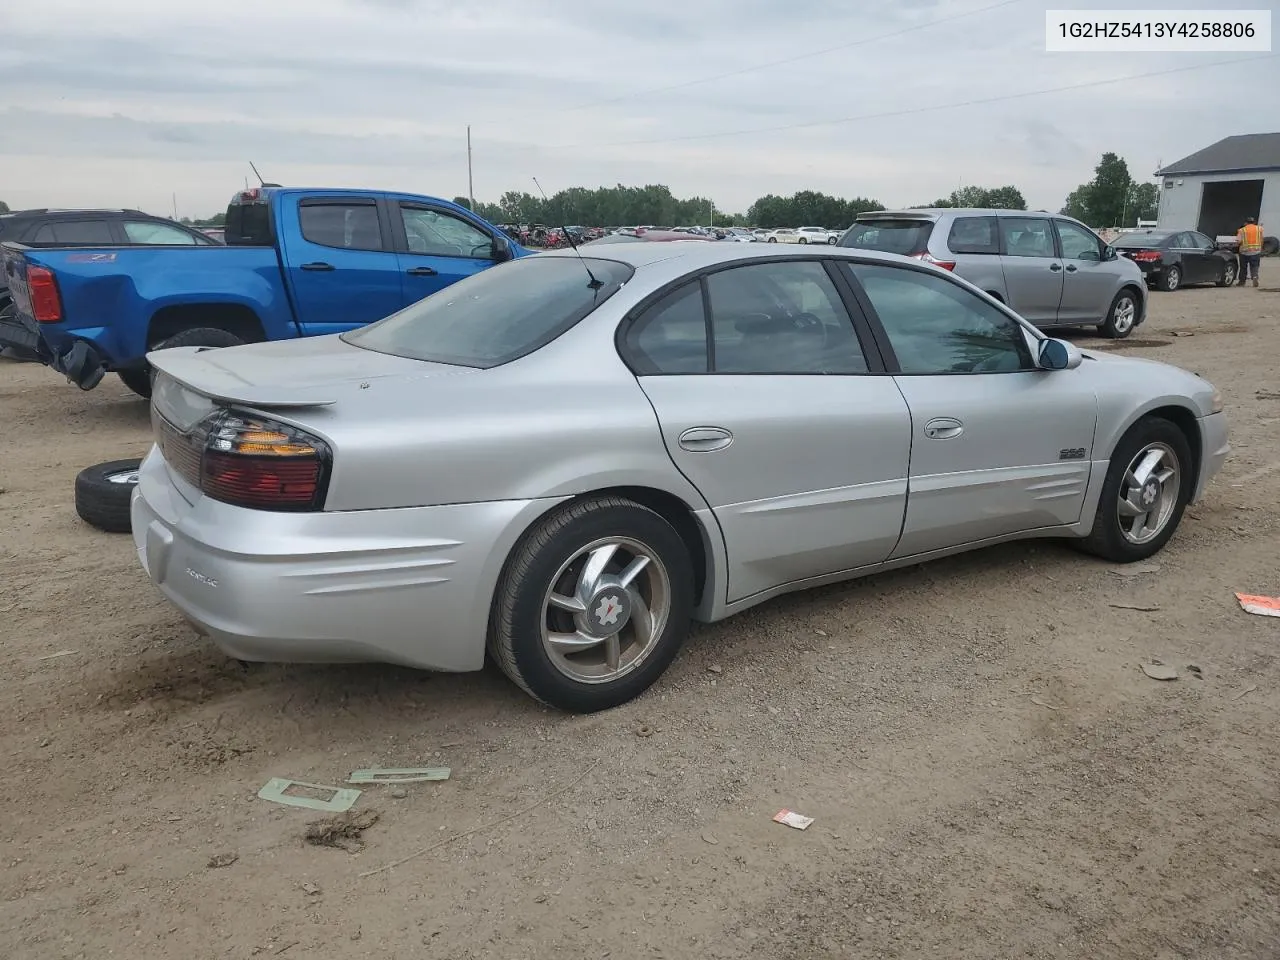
[838, 209, 1147, 339]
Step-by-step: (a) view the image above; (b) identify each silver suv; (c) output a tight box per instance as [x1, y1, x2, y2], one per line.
[838, 209, 1147, 339]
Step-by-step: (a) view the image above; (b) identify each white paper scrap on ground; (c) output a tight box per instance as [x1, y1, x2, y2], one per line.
[772, 809, 814, 830]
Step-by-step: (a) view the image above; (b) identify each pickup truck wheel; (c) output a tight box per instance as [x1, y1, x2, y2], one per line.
[75, 458, 143, 534]
[117, 369, 154, 399]
[153, 327, 247, 352]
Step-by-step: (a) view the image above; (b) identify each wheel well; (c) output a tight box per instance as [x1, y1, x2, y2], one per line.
[147, 304, 266, 348]
[570, 486, 710, 606]
[1145, 405, 1201, 480]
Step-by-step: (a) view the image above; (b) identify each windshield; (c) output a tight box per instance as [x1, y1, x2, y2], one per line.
[341, 256, 633, 368]
[1114, 232, 1173, 247]
[839, 219, 934, 255]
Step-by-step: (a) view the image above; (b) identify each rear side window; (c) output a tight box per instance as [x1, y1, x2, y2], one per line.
[299, 202, 384, 251]
[839, 219, 934, 256]
[31, 220, 115, 244]
[625, 282, 708, 374]
[947, 216, 998, 254]
[342, 256, 632, 368]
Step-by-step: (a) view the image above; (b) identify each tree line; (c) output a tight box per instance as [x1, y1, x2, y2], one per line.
[2, 151, 1163, 231]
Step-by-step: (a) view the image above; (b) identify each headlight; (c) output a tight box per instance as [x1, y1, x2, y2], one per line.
[1210, 389, 1223, 414]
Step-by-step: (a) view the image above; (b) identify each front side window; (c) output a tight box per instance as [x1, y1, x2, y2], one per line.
[1056, 220, 1102, 261]
[400, 207, 492, 258]
[1000, 217, 1055, 258]
[342, 256, 632, 368]
[847, 262, 1031, 374]
[299, 202, 384, 251]
[123, 221, 201, 245]
[705, 261, 867, 374]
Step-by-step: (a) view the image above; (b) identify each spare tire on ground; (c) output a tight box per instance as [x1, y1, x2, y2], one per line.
[75, 458, 142, 533]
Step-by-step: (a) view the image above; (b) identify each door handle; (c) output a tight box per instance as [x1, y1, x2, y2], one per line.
[1048, 263, 1063, 272]
[678, 426, 733, 452]
[300, 262, 334, 271]
[1065, 264, 1078, 272]
[924, 417, 963, 440]
[406, 266, 438, 276]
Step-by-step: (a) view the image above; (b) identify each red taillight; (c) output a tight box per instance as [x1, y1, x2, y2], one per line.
[155, 410, 330, 511]
[27, 266, 63, 322]
[911, 252, 957, 271]
[1130, 250, 1161, 262]
[203, 452, 321, 508]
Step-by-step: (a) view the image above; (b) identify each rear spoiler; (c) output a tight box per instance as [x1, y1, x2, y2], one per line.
[148, 346, 336, 408]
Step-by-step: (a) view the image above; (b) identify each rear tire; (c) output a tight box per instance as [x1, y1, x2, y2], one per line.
[1078, 418, 1192, 563]
[125, 327, 247, 397]
[487, 497, 694, 713]
[1216, 260, 1237, 287]
[1157, 265, 1181, 292]
[75, 458, 143, 534]
[1097, 288, 1139, 339]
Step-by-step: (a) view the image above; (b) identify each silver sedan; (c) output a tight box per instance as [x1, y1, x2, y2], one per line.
[133, 244, 1229, 712]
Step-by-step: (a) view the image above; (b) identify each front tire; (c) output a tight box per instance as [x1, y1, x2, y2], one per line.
[488, 497, 694, 713]
[1216, 260, 1237, 287]
[827, 236, 838, 244]
[1078, 417, 1192, 563]
[1097, 288, 1139, 339]
[1158, 265, 1181, 292]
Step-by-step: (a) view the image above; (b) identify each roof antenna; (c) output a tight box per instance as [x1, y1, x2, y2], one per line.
[533, 176, 602, 290]
[248, 161, 282, 189]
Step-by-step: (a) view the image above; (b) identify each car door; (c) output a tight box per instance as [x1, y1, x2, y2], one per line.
[1177, 231, 1218, 284]
[391, 201, 502, 308]
[280, 195, 404, 337]
[997, 215, 1063, 325]
[621, 259, 912, 603]
[843, 260, 1097, 558]
[1053, 218, 1118, 324]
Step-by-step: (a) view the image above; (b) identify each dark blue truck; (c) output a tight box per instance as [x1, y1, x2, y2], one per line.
[1, 187, 529, 396]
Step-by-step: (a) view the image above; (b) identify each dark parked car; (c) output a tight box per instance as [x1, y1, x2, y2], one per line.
[1113, 229, 1239, 291]
[0, 208, 219, 360]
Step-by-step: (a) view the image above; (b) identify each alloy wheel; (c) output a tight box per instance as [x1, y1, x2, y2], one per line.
[1116, 442, 1180, 545]
[541, 537, 672, 684]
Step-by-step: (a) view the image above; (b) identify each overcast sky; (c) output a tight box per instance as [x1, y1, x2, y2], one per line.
[1, 0, 1275, 219]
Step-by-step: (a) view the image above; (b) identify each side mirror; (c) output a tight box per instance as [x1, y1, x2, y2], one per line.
[491, 235, 514, 262]
[1037, 337, 1082, 371]
[1102, 245, 1117, 261]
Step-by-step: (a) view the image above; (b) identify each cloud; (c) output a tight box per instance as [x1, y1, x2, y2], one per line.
[0, 0, 1274, 218]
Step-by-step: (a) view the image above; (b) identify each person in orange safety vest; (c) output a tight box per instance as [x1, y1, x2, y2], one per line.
[1236, 217, 1264, 287]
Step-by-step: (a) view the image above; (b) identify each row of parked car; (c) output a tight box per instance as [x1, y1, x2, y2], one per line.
[0, 184, 1234, 713]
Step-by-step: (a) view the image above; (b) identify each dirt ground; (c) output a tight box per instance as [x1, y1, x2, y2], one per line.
[3, 284, 1280, 960]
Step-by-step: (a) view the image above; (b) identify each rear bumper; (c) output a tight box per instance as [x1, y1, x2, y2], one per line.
[130, 447, 567, 672]
[1194, 412, 1229, 503]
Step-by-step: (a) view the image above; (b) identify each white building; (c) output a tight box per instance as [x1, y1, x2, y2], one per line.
[1155, 133, 1279, 245]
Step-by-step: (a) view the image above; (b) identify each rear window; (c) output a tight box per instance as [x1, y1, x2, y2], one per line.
[224, 200, 275, 246]
[341, 256, 633, 368]
[1114, 232, 1173, 248]
[839, 219, 934, 256]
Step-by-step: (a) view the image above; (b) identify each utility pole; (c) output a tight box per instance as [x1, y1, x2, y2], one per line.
[709, 200, 714, 228]
[172, 193, 178, 220]
[467, 125, 475, 211]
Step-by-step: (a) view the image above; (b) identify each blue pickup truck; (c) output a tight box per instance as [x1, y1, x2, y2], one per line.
[1, 187, 529, 396]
